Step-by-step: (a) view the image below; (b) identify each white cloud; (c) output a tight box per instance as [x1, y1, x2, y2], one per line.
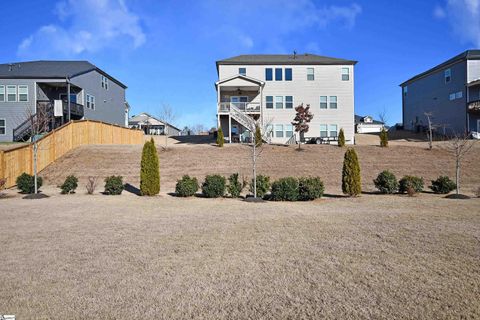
[433, 5, 446, 18]
[436, 0, 480, 46]
[17, 0, 145, 58]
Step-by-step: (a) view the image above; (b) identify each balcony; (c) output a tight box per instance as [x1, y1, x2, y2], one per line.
[61, 100, 84, 118]
[218, 102, 261, 114]
[468, 100, 480, 114]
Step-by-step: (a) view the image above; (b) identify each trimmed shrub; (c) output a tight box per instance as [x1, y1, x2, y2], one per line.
[227, 173, 244, 198]
[430, 176, 456, 194]
[298, 177, 324, 201]
[202, 175, 226, 198]
[60, 175, 78, 194]
[255, 125, 263, 147]
[16, 173, 43, 194]
[399, 175, 424, 194]
[249, 175, 271, 198]
[86, 176, 97, 195]
[140, 139, 160, 196]
[338, 128, 345, 147]
[380, 128, 388, 147]
[373, 170, 398, 194]
[342, 148, 361, 196]
[271, 177, 299, 201]
[104, 176, 124, 195]
[217, 127, 224, 147]
[175, 175, 199, 197]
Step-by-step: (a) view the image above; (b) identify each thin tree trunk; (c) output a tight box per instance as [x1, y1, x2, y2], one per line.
[253, 141, 257, 198]
[456, 158, 460, 195]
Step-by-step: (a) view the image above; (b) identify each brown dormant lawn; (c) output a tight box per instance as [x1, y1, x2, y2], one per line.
[1, 192, 479, 319]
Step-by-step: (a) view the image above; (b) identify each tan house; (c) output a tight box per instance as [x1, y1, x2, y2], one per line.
[215, 53, 357, 144]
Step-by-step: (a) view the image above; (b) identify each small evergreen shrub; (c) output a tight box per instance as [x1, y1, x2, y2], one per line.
[399, 175, 424, 194]
[342, 148, 361, 196]
[86, 177, 97, 195]
[60, 175, 78, 194]
[255, 125, 263, 147]
[271, 177, 299, 201]
[380, 128, 388, 147]
[104, 176, 124, 195]
[16, 173, 43, 194]
[202, 175, 226, 198]
[175, 175, 199, 197]
[227, 173, 244, 198]
[338, 128, 346, 147]
[298, 177, 324, 201]
[429, 176, 456, 194]
[373, 170, 398, 194]
[249, 175, 271, 198]
[140, 139, 160, 196]
[217, 127, 224, 147]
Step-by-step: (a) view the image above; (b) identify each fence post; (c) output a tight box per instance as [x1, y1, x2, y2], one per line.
[52, 129, 56, 160]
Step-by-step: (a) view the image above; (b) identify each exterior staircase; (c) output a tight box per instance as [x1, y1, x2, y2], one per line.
[229, 104, 256, 131]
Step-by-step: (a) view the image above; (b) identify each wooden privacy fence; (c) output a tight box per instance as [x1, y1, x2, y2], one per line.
[0, 120, 143, 188]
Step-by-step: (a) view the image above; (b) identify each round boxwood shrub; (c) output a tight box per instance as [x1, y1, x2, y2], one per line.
[202, 175, 226, 198]
[271, 177, 299, 201]
[298, 177, 324, 201]
[249, 175, 271, 198]
[16, 173, 43, 194]
[175, 175, 199, 197]
[60, 175, 78, 194]
[429, 176, 456, 194]
[373, 170, 398, 194]
[104, 176, 124, 195]
[399, 175, 424, 194]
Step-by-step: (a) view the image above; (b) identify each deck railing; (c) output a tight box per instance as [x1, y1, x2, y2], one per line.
[218, 102, 261, 113]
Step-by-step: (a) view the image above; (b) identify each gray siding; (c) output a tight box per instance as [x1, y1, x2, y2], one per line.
[0, 79, 37, 142]
[402, 60, 467, 134]
[70, 70, 126, 126]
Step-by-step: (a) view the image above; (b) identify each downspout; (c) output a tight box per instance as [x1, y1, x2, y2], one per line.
[66, 77, 71, 122]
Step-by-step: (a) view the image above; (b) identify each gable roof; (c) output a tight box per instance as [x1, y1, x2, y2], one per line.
[355, 115, 384, 125]
[0, 60, 127, 88]
[216, 53, 357, 69]
[215, 74, 264, 88]
[400, 50, 480, 87]
[129, 112, 181, 131]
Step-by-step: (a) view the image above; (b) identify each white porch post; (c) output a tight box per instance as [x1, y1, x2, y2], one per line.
[260, 85, 264, 128]
[229, 114, 232, 143]
[217, 84, 221, 128]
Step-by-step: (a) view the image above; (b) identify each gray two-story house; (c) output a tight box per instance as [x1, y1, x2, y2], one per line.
[400, 50, 480, 135]
[0, 61, 128, 142]
[216, 53, 357, 144]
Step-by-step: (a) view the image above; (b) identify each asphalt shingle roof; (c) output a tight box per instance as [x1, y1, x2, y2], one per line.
[0, 60, 127, 88]
[217, 53, 357, 66]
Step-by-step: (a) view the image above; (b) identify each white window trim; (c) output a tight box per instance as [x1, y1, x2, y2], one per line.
[320, 96, 328, 109]
[6, 85, 17, 102]
[275, 96, 284, 109]
[0, 118, 5, 135]
[307, 68, 315, 81]
[18, 85, 29, 102]
[320, 124, 328, 137]
[86, 93, 96, 110]
[266, 96, 274, 108]
[285, 96, 293, 109]
[444, 69, 451, 83]
[275, 124, 284, 138]
[342, 68, 350, 81]
[239, 67, 247, 76]
[329, 96, 338, 109]
[0, 85, 5, 102]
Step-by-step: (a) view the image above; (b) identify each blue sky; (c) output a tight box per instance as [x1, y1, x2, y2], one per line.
[1, 0, 479, 128]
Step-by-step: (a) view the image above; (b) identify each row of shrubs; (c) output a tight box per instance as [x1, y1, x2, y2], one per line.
[16, 173, 125, 195]
[176, 174, 325, 201]
[373, 170, 456, 195]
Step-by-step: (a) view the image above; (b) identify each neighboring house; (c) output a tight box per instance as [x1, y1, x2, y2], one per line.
[400, 50, 480, 135]
[128, 112, 181, 136]
[215, 53, 357, 144]
[355, 115, 384, 133]
[0, 60, 128, 142]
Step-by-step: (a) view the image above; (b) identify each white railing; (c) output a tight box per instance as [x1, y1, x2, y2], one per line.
[229, 104, 256, 130]
[218, 102, 261, 113]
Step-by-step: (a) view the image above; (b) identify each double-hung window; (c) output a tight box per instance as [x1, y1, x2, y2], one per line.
[102, 76, 109, 90]
[18, 85, 28, 102]
[275, 96, 283, 109]
[320, 124, 328, 138]
[320, 96, 327, 109]
[285, 96, 293, 109]
[86, 94, 96, 110]
[266, 96, 273, 109]
[455, 91, 463, 99]
[329, 124, 338, 137]
[342, 68, 350, 81]
[0, 85, 4, 102]
[7, 85, 16, 102]
[329, 96, 337, 109]
[239, 67, 246, 76]
[444, 69, 451, 83]
[285, 68, 292, 81]
[307, 68, 314, 81]
[275, 124, 284, 138]
[449, 93, 456, 101]
[265, 68, 273, 81]
[275, 68, 283, 81]
[285, 124, 293, 138]
[0, 119, 5, 135]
